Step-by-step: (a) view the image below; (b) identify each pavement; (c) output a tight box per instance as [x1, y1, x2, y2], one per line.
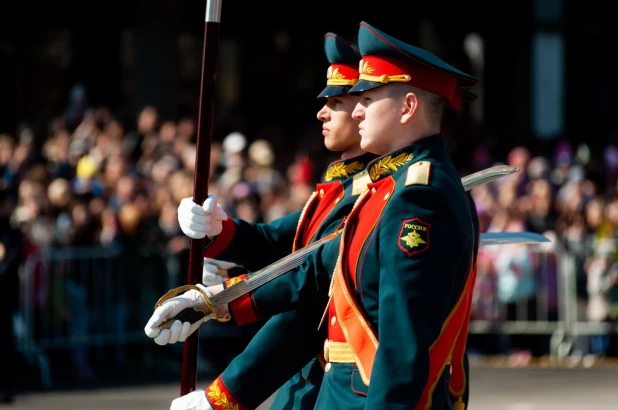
[3, 366, 617, 410]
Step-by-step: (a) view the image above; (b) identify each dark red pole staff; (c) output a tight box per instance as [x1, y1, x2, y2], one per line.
[181, 0, 222, 396]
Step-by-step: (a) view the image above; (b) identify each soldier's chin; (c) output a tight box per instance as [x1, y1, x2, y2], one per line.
[323, 137, 340, 152]
[359, 137, 373, 152]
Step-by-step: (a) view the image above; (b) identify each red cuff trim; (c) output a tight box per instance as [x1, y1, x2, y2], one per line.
[206, 375, 250, 410]
[229, 292, 259, 326]
[204, 219, 237, 258]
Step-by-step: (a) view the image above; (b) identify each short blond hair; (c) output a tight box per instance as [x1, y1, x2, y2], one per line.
[386, 83, 448, 128]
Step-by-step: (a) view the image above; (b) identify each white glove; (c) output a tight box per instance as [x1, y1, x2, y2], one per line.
[178, 194, 228, 239]
[144, 284, 214, 346]
[202, 258, 240, 286]
[170, 389, 214, 410]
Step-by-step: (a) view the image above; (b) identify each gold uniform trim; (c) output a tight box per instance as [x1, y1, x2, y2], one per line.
[404, 161, 432, 186]
[323, 340, 355, 363]
[207, 378, 240, 410]
[226, 276, 243, 287]
[325, 160, 364, 181]
[369, 152, 413, 181]
[359, 73, 411, 84]
[327, 78, 359, 86]
[326, 67, 359, 87]
[291, 191, 318, 252]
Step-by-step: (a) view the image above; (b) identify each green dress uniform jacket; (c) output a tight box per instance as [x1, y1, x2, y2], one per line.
[203, 152, 377, 410]
[225, 134, 477, 410]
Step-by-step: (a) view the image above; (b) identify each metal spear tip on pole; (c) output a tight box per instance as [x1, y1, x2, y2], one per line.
[205, 0, 222, 22]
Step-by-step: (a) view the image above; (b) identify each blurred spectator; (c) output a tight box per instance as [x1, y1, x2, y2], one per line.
[0, 186, 24, 403]
[124, 106, 158, 163]
[64, 83, 89, 130]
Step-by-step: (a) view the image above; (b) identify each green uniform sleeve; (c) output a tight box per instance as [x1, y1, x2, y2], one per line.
[205, 210, 301, 272]
[218, 304, 326, 409]
[227, 221, 341, 325]
[365, 185, 471, 409]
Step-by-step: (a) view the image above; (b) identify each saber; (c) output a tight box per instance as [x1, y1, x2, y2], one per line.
[179, 0, 222, 396]
[158, 230, 550, 329]
[156, 165, 525, 328]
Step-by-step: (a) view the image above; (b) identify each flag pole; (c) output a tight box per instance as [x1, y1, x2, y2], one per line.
[181, 0, 222, 395]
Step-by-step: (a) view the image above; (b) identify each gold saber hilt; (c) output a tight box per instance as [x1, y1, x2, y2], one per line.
[155, 284, 228, 330]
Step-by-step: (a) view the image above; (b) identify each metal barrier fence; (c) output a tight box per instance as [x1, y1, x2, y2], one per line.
[14, 241, 618, 389]
[15, 246, 180, 389]
[469, 239, 618, 360]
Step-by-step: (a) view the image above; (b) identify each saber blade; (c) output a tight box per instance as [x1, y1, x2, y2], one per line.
[211, 231, 550, 308]
[479, 231, 550, 246]
[208, 230, 341, 309]
[461, 165, 519, 191]
[158, 164, 527, 328]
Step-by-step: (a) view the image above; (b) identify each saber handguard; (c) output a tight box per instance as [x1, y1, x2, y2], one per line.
[154, 285, 230, 330]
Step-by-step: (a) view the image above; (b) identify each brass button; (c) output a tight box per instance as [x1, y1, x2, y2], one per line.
[384, 192, 390, 200]
[335, 197, 341, 204]
[449, 365, 453, 375]
[319, 189, 325, 197]
[371, 188, 376, 194]
[324, 362, 332, 372]
[330, 316, 337, 326]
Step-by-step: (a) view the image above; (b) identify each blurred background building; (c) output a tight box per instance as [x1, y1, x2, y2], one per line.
[3, 0, 612, 163]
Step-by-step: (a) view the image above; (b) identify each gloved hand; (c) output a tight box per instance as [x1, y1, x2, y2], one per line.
[144, 284, 214, 345]
[177, 194, 228, 239]
[170, 389, 214, 410]
[202, 258, 240, 286]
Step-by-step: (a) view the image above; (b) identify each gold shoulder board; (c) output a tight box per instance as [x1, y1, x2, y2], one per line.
[404, 161, 431, 187]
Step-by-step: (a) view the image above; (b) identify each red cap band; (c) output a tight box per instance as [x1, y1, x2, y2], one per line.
[327, 63, 360, 86]
[360, 55, 457, 100]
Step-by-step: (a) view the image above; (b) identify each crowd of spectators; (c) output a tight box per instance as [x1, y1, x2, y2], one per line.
[2, 87, 617, 382]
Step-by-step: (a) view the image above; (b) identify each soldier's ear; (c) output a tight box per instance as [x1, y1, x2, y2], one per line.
[400, 92, 420, 125]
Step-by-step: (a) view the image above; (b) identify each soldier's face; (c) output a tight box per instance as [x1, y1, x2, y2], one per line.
[352, 86, 403, 155]
[316, 95, 361, 153]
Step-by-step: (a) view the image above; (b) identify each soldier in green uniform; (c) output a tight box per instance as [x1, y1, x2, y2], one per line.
[317, 22, 479, 409]
[157, 21, 480, 410]
[190, 86, 482, 410]
[147, 21, 486, 409]
[145, 33, 377, 410]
